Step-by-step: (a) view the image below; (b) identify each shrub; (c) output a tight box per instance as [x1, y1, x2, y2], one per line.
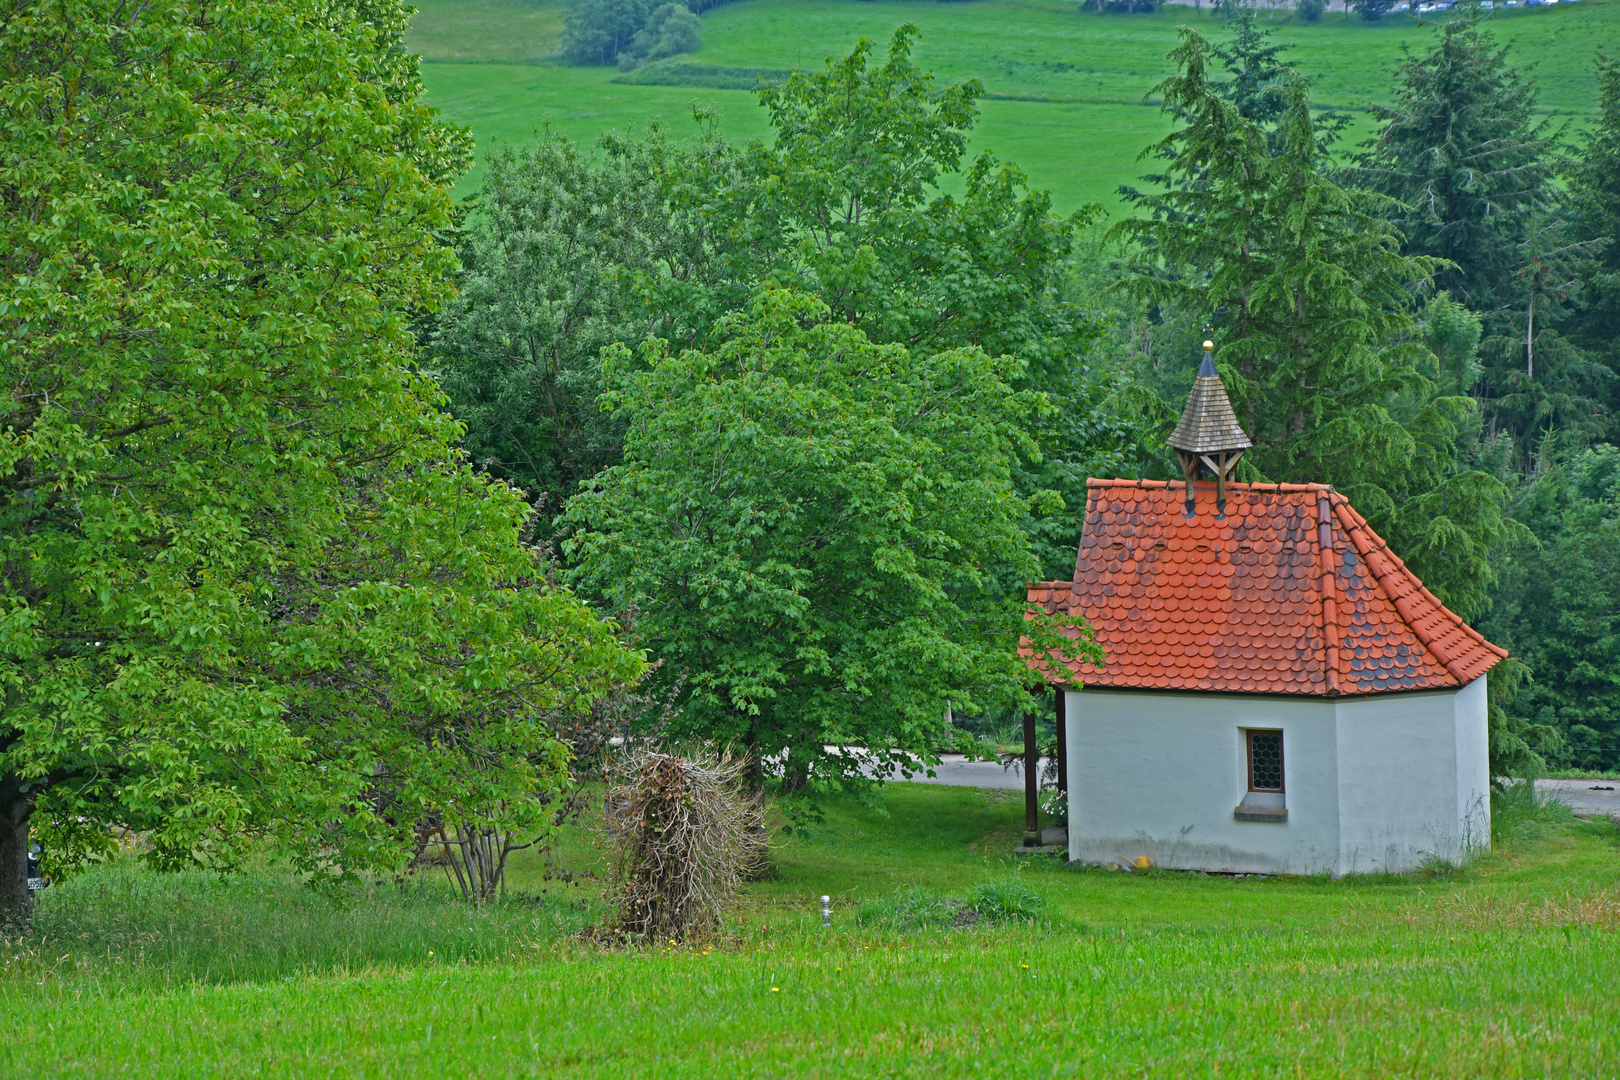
[1295, 0, 1325, 21]
[969, 875, 1045, 923]
[602, 749, 760, 941]
[855, 876, 1045, 931]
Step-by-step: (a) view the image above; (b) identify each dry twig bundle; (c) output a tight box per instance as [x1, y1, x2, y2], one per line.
[603, 749, 760, 941]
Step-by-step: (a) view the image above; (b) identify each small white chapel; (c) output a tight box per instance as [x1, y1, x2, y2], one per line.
[1025, 344, 1507, 876]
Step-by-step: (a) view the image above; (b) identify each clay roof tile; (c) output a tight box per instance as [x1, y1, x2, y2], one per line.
[1021, 480, 1505, 696]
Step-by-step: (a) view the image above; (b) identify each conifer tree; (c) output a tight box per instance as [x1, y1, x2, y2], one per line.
[1114, 29, 1517, 619]
[1354, 13, 1560, 315]
[1566, 54, 1620, 417]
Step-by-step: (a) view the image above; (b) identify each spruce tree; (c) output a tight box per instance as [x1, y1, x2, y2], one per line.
[1355, 13, 1560, 316]
[1566, 54, 1620, 417]
[1114, 29, 1517, 619]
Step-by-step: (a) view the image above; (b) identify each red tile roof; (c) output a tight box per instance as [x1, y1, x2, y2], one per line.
[1024, 479, 1507, 697]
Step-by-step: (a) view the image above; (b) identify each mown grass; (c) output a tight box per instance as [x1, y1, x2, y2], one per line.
[3, 782, 1618, 1077]
[408, 0, 1620, 207]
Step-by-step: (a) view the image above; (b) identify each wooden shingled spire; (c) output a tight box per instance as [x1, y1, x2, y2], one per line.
[1168, 341, 1252, 518]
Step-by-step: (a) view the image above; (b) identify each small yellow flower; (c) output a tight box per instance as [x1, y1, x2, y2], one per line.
[771, 987, 779, 992]
[1020, 964, 1029, 970]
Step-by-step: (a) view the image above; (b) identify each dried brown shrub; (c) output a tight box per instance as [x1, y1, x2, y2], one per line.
[603, 748, 761, 941]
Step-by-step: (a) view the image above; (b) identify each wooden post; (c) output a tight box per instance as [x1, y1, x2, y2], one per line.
[1054, 686, 1068, 800]
[1175, 449, 1199, 517]
[1023, 711, 1040, 847]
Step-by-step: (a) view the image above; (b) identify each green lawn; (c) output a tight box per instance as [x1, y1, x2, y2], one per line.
[4, 783, 1618, 1077]
[411, 0, 1620, 210]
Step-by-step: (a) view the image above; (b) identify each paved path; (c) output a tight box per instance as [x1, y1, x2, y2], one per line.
[868, 753, 1047, 790]
[1537, 778, 1620, 819]
[873, 753, 1620, 818]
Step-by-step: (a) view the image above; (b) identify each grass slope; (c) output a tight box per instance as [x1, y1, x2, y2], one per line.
[4, 783, 1618, 1077]
[411, 0, 1620, 209]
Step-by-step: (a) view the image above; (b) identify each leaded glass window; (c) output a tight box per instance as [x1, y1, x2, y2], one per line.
[1247, 730, 1284, 792]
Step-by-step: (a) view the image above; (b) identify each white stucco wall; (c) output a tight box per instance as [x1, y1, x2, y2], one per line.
[1065, 678, 1490, 876]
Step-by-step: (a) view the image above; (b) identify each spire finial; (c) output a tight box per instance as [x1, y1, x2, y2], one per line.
[1169, 339, 1252, 519]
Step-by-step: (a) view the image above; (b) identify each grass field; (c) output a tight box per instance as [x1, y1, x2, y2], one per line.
[4, 782, 1618, 1077]
[410, 0, 1620, 210]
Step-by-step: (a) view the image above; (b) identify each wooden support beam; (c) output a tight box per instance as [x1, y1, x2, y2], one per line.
[1023, 710, 1040, 847]
[1175, 449, 1199, 517]
[1054, 686, 1068, 799]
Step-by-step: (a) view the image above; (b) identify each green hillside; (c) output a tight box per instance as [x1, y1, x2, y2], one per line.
[412, 0, 1618, 211]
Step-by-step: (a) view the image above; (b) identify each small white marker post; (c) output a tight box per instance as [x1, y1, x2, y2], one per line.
[820, 895, 831, 928]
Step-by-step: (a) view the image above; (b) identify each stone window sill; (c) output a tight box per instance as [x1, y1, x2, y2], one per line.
[1234, 801, 1287, 822]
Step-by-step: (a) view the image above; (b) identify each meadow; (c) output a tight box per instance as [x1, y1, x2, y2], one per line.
[410, 0, 1620, 210]
[4, 782, 1617, 1077]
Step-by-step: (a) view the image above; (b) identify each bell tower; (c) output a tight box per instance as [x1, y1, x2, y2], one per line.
[1169, 341, 1252, 518]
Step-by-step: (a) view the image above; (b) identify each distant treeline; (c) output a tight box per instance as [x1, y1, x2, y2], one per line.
[610, 61, 795, 88]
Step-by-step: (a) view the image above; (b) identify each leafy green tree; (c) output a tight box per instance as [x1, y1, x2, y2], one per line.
[433, 133, 680, 502]
[435, 28, 1134, 572]
[1480, 446, 1620, 773]
[618, 2, 701, 71]
[0, 0, 641, 925]
[563, 290, 1094, 792]
[1113, 29, 1517, 619]
[561, 0, 650, 66]
[744, 27, 1093, 369]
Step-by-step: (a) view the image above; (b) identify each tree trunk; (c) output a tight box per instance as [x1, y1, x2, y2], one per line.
[0, 780, 34, 930]
[1526, 291, 1536, 379]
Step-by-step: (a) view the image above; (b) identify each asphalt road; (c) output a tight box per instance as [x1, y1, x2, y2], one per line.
[875, 754, 1620, 819]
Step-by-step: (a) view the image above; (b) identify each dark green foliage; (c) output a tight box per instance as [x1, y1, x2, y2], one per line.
[1477, 210, 1612, 451]
[967, 875, 1045, 923]
[26, 858, 598, 985]
[617, 3, 701, 71]
[1480, 447, 1620, 773]
[1565, 54, 1620, 420]
[855, 885, 957, 931]
[1355, 13, 1561, 316]
[561, 0, 649, 65]
[1350, 0, 1396, 22]
[563, 290, 1100, 791]
[1112, 29, 1516, 619]
[432, 129, 734, 502]
[1294, 0, 1325, 24]
[1087, 0, 1162, 13]
[1211, 9, 1292, 131]
[610, 61, 794, 88]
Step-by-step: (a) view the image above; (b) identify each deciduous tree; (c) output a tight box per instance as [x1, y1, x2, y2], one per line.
[563, 290, 1094, 793]
[0, 0, 641, 925]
